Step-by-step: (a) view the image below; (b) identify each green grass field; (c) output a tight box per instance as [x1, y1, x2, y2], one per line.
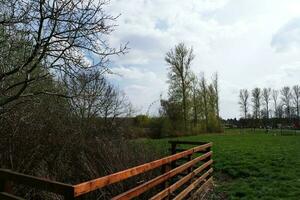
[140, 130, 300, 199]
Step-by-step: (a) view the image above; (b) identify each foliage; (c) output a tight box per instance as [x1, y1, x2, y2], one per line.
[134, 115, 151, 127]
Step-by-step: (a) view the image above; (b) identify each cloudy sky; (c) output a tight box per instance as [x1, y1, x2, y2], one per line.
[105, 0, 300, 119]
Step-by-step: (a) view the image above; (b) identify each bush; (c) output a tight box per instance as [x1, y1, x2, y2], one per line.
[0, 97, 164, 199]
[134, 115, 151, 127]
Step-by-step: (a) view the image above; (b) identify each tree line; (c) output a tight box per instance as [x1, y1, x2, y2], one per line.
[238, 86, 300, 128]
[159, 43, 222, 136]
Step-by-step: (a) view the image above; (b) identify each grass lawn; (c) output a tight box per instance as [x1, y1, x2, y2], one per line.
[140, 130, 300, 200]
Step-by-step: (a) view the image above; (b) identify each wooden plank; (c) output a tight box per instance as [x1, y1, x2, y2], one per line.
[173, 169, 213, 200]
[170, 143, 177, 170]
[111, 151, 212, 200]
[0, 192, 25, 200]
[161, 163, 171, 189]
[169, 148, 209, 153]
[74, 143, 212, 197]
[193, 177, 213, 198]
[0, 169, 74, 197]
[149, 159, 213, 200]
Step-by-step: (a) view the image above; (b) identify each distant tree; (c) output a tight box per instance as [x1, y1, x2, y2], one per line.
[68, 71, 131, 133]
[272, 89, 279, 118]
[292, 85, 300, 119]
[252, 88, 261, 119]
[190, 73, 199, 127]
[207, 84, 216, 114]
[262, 88, 271, 119]
[207, 83, 219, 131]
[212, 73, 220, 119]
[160, 99, 183, 132]
[165, 43, 194, 130]
[281, 86, 292, 119]
[239, 89, 249, 119]
[277, 103, 284, 119]
[199, 73, 209, 130]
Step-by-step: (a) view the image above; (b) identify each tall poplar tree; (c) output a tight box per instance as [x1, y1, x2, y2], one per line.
[165, 43, 194, 130]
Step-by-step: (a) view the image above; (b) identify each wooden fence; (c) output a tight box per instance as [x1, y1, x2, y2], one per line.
[0, 141, 213, 200]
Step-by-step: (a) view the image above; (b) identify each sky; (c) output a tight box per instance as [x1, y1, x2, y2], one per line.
[104, 0, 300, 119]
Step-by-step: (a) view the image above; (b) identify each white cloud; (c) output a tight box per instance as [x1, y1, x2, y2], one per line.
[271, 17, 300, 52]
[102, 0, 300, 119]
[256, 62, 300, 88]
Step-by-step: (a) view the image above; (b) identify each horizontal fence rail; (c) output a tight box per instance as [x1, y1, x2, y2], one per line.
[0, 169, 75, 200]
[0, 141, 213, 199]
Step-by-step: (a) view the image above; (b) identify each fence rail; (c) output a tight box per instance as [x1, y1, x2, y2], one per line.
[0, 141, 213, 199]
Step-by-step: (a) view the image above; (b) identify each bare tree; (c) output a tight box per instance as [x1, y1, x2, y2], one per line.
[281, 86, 292, 119]
[277, 103, 284, 119]
[68, 71, 131, 133]
[262, 88, 271, 119]
[292, 85, 300, 119]
[165, 43, 194, 131]
[0, 0, 126, 108]
[252, 88, 261, 119]
[239, 89, 249, 119]
[272, 89, 279, 118]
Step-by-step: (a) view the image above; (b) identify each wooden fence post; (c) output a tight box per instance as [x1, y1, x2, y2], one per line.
[204, 146, 211, 161]
[171, 143, 177, 169]
[160, 142, 177, 197]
